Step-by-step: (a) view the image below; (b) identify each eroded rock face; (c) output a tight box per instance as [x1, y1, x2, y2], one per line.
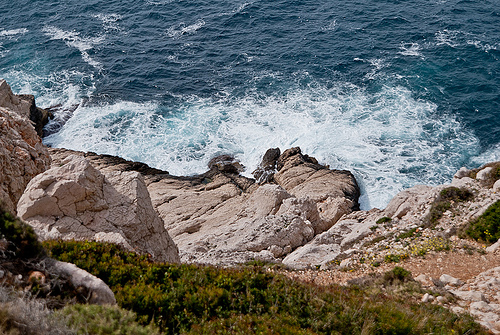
[274, 147, 360, 234]
[17, 155, 179, 263]
[252, 147, 281, 184]
[0, 80, 50, 137]
[283, 162, 500, 270]
[48, 147, 361, 266]
[0, 80, 50, 215]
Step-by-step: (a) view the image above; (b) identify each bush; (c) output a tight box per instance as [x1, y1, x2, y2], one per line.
[426, 187, 473, 226]
[185, 314, 317, 335]
[0, 205, 45, 259]
[397, 228, 420, 240]
[376, 217, 392, 224]
[0, 286, 73, 335]
[466, 200, 500, 244]
[55, 304, 160, 335]
[383, 267, 412, 284]
[44, 240, 487, 335]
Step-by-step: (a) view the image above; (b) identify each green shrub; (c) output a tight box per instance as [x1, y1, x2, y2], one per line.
[184, 314, 317, 335]
[376, 217, 392, 224]
[55, 304, 160, 335]
[383, 267, 412, 284]
[439, 187, 473, 202]
[466, 200, 500, 243]
[44, 240, 487, 335]
[426, 187, 473, 226]
[0, 206, 45, 259]
[397, 228, 420, 240]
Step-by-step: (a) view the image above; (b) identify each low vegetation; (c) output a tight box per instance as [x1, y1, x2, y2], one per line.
[44, 240, 486, 335]
[0, 286, 73, 335]
[427, 187, 473, 226]
[465, 200, 500, 244]
[55, 304, 161, 335]
[0, 205, 45, 259]
[0, 204, 489, 334]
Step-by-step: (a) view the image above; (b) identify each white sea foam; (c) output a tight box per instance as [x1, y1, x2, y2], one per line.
[355, 58, 387, 80]
[167, 19, 206, 38]
[2, 67, 94, 134]
[321, 20, 337, 31]
[42, 26, 104, 70]
[44, 84, 480, 210]
[0, 28, 28, 37]
[471, 144, 500, 166]
[234, 2, 252, 13]
[435, 30, 461, 47]
[94, 14, 123, 31]
[466, 40, 499, 53]
[398, 42, 423, 58]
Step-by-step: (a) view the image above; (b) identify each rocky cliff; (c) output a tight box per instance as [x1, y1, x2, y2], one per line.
[0, 80, 51, 215]
[2, 78, 500, 333]
[45, 146, 360, 265]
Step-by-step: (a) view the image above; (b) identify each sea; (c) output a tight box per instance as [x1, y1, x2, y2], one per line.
[1, 0, 499, 209]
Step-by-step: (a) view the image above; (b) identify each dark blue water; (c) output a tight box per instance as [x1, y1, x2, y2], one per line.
[1, 0, 499, 208]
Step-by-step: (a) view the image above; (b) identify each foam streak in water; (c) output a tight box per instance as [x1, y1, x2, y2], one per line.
[0, 28, 28, 37]
[166, 19, 206, 38]
[42, 26, 104, 69]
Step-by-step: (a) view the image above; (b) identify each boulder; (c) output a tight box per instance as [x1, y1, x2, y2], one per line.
[383, 185, 434, 218]
[252, 148, 281, 184]
[207, 154, 245, 174]
[440, 274, 464, 287]
[47, 259, 116, 305]
[0, 81, 51, 215]
[486, 239, 500, 253]
[494, 180, 500, 192]
[454, 167, 470, 179]
[282, 218, 373, 269]
[17, 155, 179, 263]
[274, 147, 360, 233]
[477, 167, 493, 181]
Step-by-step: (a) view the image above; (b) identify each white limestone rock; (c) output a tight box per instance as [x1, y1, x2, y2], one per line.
[477, 167, 493, 181]
[282, 218, 373, 269]
[440, 274, 464, 287]
[494, 179, 500, 192]
[487, 239, 500, 253]
[0, 81, 50, 214]
[48, 259, 116, 305]
[454, 167, 470, 179]
[451, 290, 487, 302]
[17, 155, 179, 263]
[383, 185, 434, 218]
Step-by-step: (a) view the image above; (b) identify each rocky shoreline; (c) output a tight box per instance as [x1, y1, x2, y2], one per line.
[2, 79, 500, 333]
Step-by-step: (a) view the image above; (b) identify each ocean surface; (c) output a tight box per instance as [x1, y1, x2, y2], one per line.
[1, 0, 499, 209]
